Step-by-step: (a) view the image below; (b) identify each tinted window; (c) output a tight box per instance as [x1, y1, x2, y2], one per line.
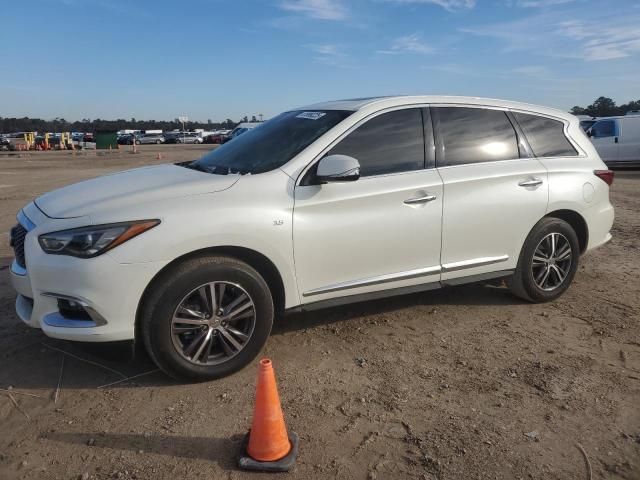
[192, 110, 352, 174]
[326, 108, 425, 177]
[434, 107, 519, 166]
[514, 112, 577, 157]
[590, 120, 616, 138]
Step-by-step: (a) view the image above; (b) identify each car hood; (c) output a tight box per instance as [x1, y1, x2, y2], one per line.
[34, 164, 239, 219]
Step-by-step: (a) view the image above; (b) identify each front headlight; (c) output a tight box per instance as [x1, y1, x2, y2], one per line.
[38, 220, 160, 258]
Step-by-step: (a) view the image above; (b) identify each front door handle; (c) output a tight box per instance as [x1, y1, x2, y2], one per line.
[518, 178, 543, 188]
[404, 194, 437, 205]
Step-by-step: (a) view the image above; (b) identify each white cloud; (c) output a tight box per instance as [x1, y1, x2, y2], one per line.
[462, 12, 640, 62]
[307, 44, 351, 66]
[383, 0, 475, 11]
[512, 65, 549, 76]
[515, 0, 576, 7]
[560, 19, 640, 61]
[279, 0, 348, 20]
[378, 33, 435, 55]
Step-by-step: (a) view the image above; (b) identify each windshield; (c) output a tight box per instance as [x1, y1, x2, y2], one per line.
[190, 110, 352, 174]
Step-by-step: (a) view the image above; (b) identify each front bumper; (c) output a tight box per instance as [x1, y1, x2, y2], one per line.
[9, 208, 168, 342]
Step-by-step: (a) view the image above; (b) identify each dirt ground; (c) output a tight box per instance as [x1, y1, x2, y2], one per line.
[0, 145, 638, 480]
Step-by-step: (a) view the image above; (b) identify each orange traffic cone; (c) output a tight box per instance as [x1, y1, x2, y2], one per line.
[239, 358, 298, 472]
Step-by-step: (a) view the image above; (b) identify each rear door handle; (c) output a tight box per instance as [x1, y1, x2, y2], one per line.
[518, 178, 543, 188]
[404, 194, 437, 205]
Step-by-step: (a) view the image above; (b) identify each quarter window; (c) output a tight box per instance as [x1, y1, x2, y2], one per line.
[326, 108, 425, 177]
[514, 112, 578, 157]
[590, 120, 617, 138]
[434, 107, 520, 166]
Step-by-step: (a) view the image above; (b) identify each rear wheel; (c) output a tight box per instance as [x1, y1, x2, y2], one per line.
[141, 256, 274, 381]
[507, 217, 580, 302]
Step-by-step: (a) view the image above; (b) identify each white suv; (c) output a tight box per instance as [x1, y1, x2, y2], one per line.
[9, 96, 614, 380]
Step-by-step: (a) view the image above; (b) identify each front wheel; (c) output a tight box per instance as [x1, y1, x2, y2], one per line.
[507, 217, 580, 303]
[141, 256, 274, 381]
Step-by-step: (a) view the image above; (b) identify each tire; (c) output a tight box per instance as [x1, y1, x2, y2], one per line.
[507, 217, 580, 303]
[156, 140, 161, 144]
[176, 139, 182, 144]
[135, 140, 141, 145]
[141, 255, 274, 381]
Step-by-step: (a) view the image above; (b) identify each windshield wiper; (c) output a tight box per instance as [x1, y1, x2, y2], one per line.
[179, 161, 250, 176]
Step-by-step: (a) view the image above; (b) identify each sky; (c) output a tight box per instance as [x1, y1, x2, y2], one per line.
[1, 0, 639, 122]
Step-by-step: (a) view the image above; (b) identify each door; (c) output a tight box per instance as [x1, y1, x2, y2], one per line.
[293, 107, 443, 303]
[590, 119, 619, 162]
[432, 106, 549, 280]
[618, 119, 640, 164]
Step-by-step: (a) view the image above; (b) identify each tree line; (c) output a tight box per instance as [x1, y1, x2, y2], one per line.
[0, 115, 263, 134]
[2, 97, 638, 133]
[570, 97, 640, 117]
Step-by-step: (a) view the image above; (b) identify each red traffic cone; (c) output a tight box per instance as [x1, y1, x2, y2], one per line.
[239, 358, 298, 472]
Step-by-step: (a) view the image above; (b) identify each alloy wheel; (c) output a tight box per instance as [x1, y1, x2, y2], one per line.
[531, 232, 573, 292]
[171, 282, 256, 365]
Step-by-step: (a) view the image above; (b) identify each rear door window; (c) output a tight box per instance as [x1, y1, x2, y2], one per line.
[514, 112, 578, 157]
[433, 107, 520, 166]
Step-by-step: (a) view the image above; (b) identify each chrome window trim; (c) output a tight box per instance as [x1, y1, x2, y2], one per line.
[303, 265, 442, 297]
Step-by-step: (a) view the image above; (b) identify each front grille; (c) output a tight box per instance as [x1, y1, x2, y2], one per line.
[9, 223, 27, 268]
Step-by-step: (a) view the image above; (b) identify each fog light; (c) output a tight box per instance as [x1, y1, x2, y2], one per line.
[57, 298, 89, 320]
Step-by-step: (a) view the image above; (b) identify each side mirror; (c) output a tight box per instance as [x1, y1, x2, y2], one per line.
[586, 129, 593, 137]
[316, 154, 360, 183]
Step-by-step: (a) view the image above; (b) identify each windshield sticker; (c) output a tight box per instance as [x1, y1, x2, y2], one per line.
[296, 111, 326, 120]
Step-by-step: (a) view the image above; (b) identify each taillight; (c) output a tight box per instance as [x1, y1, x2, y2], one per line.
[594, 169, 614, 186]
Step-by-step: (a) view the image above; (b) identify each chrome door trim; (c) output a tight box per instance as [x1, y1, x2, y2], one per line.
[303, 265, 442, 297]
[518, 178, 543, 187]
[404, 194, 437, 205]
[442, 255, 509, 273]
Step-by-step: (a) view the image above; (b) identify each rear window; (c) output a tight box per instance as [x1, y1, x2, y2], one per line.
[590, 120, 617, 138]
[514, 112, 578, 157]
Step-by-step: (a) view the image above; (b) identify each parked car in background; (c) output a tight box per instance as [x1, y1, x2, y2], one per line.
[222, 122, 261, 143]
[579, 117, 598, 131]
[117, 134, 135, 145]
[587, 115, 640, 167]
[626, 110, 640, 116]
[203, 130, 232, 144]
[135, 133, 165, 145]
[9, 96, 614, 381]
[1, 136, 14, 151]
[165, 132, 203, 144]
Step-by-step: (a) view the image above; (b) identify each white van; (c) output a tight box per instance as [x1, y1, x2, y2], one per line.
[588, 115, 640, 167]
